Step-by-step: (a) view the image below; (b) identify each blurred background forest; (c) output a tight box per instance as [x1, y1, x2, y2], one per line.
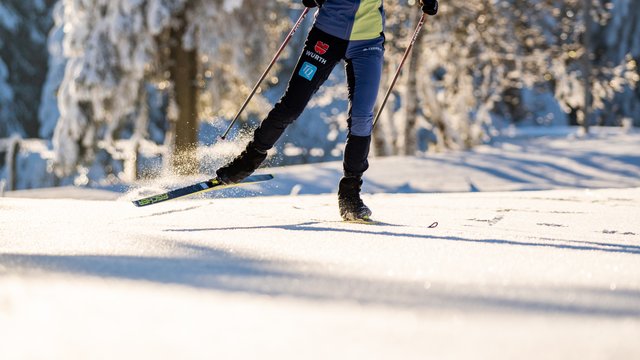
[0, 0, 638, 191]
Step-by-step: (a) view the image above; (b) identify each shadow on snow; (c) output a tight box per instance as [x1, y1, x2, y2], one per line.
[2, 222, 640, 319]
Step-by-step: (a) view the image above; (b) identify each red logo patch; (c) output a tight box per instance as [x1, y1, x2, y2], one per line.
[314, 41, 329, 55]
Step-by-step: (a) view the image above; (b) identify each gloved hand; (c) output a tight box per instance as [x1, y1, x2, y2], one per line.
[420, 0, 438, 15]
[302, 0, 325, 8]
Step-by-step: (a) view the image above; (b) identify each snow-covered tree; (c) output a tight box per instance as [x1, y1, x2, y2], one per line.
[594, 0, 640, 126]
[0, 0, 55, 138]
[39, 1, 66, 140]
[44, 0, 640, 182]
[0, 56, 14, 137]
[543, 0, 638, 128]
[374, 0, 638, 155]
[51, 0, 290, 177]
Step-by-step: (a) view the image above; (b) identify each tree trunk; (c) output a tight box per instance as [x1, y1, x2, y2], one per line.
[582, 0, 592, 133]
[169, 10, 199, 176]
[403, 19, 424, 156]
[5, 137, 20, 191]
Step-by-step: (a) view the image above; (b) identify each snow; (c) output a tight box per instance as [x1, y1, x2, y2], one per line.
[1, 130, 640, 359]
[1, 187, 639, 359]
[0, 57, 13, 104]
[129, 127, 640, 199]
[0, 4, 19, 32]
[5, 126, 639, 197]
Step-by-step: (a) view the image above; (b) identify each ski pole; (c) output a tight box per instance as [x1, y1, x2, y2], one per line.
[221, 7, 311, 140]
[373, 13, 426, 129]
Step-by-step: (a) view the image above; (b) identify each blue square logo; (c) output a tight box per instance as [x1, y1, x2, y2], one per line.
[299, 62, 318, 81]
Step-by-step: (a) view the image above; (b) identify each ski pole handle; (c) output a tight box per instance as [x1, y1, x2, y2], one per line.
[373, 13, 426, 129]
[221, 7, 311, 140]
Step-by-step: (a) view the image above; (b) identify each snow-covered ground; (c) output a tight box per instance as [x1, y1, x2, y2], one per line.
[1, 188, 639, 359]
[263, 127, 640, 196]
[6, 127, 640, 200]
[1, 128, 639, 359]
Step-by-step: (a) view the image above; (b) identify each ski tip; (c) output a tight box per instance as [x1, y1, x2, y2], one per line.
[132, 200, 147, 207]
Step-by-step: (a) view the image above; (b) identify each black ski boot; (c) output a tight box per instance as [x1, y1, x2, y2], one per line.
[216, 142, 267, 184]
[338, 176, 372, 221]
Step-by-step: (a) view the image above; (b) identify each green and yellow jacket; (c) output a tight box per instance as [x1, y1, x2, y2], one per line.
[314, 0, 385, 41]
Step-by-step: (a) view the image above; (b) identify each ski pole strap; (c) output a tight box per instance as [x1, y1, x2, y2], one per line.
[221, 7, 311, 140]
[373, 13, 426, 129]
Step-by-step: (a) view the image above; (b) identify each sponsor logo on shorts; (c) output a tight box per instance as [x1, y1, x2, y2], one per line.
[363, 46, 383, 52]
[299, 62, 318, 81]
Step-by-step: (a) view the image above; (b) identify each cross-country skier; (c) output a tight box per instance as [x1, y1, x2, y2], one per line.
[216, 0, 439, 221]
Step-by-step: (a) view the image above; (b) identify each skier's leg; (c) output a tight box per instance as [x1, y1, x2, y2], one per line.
[342, 36, 384, 178]
[217, 27, 347, 183]
[338, 36, 384, 220]
[253, 27, 348, 151]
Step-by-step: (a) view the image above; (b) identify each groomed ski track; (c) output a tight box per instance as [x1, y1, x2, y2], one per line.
[1, 188, 639, 359]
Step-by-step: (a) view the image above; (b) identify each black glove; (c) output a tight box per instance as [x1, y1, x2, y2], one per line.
[302, 0, 325, 8]
[420, 0, 438, 15]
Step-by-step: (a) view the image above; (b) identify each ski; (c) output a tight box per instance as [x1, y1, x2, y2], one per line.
[345, 217, 378, 225]
[132, 174, 274, 207]
[343, 219, 439, 227]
